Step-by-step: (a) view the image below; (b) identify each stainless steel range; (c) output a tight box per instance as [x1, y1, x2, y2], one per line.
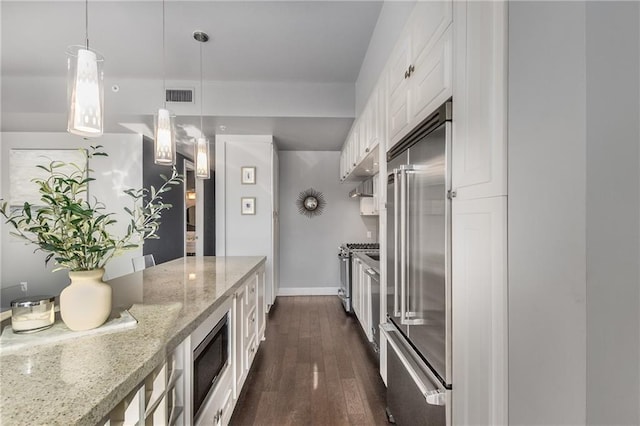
[338, 242, 379, 312]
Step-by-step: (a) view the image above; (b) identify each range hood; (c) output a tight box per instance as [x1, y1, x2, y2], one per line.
[349, 178, 373, 198]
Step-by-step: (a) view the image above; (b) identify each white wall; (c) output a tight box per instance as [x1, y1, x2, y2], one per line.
[355, 1, 415, 116]
[585, 3, 640, 424]
[278, 151, 373, 295]
[215, 135, 275, 303]
[508, 2, 587, 424]
[0, 132, 143, 303]
[509, 2, 640, 424]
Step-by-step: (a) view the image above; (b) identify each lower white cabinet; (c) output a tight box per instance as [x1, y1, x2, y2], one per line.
[351, 257, 373, 343]
[452, 196, 507, 426]
[194, 367, 233, 426]
[103, 264, 266, 426]
[103, 339, 189, 426]
[233, 279, 248, 396]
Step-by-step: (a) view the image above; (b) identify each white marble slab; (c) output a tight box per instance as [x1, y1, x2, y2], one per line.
[0, 309, 138, 354]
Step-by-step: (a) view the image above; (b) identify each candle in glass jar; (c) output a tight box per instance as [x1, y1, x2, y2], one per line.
[11, 296, 55, 333]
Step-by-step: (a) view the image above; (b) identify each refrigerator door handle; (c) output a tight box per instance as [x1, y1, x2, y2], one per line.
[393, 168, 401, 317]
[399, 167, 408, 323]
[401, 164, 429, 326]
[381, 323, 447, 406]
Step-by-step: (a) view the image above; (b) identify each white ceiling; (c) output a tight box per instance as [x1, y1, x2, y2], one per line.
[1, 0, 385, 151]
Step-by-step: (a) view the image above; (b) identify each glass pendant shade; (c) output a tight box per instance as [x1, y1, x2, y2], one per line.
[66, 46, 104, 137]
[195, 137, 210, 179]
[154, 108, 176, 165]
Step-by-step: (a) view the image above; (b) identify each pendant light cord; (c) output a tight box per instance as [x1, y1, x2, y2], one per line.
[162, 0, 167, 108]
[200, 41, 204, 138]
[85, 0, 89, 49]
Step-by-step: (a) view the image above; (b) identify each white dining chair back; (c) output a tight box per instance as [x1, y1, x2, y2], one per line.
[132, 254, 156, 272]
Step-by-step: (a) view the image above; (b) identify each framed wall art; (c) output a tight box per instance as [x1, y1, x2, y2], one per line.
[241, 197, 256, 215]
[241, 166, 256, 184]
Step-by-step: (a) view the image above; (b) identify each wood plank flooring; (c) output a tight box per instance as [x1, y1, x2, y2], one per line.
[230, 296, 388, 426]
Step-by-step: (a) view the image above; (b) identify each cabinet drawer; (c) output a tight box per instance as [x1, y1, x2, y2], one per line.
[194, 365, 232, 426]
[220, 388, 234, 425]
[245, 277, 257, 306]
[245, 336, 258, 368]
[245, 305, 257, 341]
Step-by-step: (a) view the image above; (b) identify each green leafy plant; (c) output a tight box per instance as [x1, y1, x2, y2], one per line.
[0, 145, 183, 271]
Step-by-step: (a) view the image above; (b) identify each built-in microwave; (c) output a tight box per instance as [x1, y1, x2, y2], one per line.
[193, 313, 229, 420]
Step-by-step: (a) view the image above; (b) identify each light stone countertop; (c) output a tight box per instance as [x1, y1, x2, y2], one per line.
[353, 251, 380, 274]
[0, 256, 266, 426]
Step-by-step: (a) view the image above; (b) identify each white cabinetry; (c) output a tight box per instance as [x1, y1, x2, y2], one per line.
[452, 0, 507, 199]
[340, 76, 384, 182]
[351, 256, 373, 343]
[451, 196, 507, 426]
[387, 1, 453, 148]
[451, 2, 508, 425]
[105, 265, 267, 426]
[232, 272, 260, 399]
[256, 268, 266, 341]
[104, 340, 189, 426]
[233, 280, 248, 396]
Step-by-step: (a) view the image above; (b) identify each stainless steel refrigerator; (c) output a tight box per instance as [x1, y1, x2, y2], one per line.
[382, 100, 452, 426]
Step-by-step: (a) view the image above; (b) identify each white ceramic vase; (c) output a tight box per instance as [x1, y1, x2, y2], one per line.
[60, 268, 112, 331]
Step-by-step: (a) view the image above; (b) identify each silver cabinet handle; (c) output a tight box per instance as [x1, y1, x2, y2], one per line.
[381, 323, 446, 406]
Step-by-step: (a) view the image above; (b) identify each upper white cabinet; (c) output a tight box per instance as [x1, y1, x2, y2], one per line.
[340, 75, 385, 182]
[451, 0, 507, 199]
[387, 1, 453, 148]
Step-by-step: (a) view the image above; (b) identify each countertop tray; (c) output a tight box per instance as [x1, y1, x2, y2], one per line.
[0, 309, 137, 354]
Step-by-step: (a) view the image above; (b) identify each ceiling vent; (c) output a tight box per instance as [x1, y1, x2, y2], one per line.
[165, 89, 194, 103]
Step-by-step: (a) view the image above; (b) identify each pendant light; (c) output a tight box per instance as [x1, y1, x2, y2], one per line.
[194, 31, 210, 179]
[67, 0, 104, 137]
[154, 0, 176, 166]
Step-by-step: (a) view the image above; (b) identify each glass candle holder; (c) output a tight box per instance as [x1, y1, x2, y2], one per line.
[11, 296, 55, 333]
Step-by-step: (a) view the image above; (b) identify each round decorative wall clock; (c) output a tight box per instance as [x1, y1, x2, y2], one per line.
[296, 188, 326, 218]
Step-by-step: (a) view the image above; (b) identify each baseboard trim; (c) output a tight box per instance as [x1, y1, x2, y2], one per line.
[277, 287, 340, 296]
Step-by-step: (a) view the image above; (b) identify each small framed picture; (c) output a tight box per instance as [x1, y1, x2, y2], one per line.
[241, 197, 256, 215]
[241, 166, 256, 184]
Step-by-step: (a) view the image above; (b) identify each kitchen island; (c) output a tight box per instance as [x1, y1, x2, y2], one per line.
[0, 256, 266, 425]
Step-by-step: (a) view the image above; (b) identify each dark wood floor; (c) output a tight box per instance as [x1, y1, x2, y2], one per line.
[230, 296, 388, 426]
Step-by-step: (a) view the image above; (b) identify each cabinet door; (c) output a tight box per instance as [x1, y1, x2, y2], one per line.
[364, 89, 379, 154]
[363, 274, 372, 341]
[410, 27, 452, 129]
[387, 33, 412, 146]
[352, 122, 362, 166]
[451, 196, 507, 426]
[352, 258, 361, 318]
[452, 0, 507, 199]
[410, 0, 453, 61]
[257, 269, 266, 341]
[233, 285, 247, 398]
